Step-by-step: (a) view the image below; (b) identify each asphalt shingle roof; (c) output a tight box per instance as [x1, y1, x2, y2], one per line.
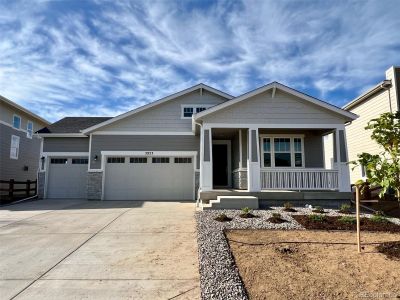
[37, 117, 112, 133]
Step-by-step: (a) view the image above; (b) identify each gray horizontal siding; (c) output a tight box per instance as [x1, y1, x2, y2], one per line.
[43, 137, 89, 152]
[202, 89, 346, 125]
[90, 135, 200, 169]
[101, 90, 227, 132]
[0, 123, 41, 181]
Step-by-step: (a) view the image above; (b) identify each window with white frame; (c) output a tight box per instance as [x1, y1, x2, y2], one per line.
[10, 135, 20, 159]
[181, 105, 212, 118]
[13, 115, 21, 129]
[261, 136, 304, 168]
[27, 121, 33, 138]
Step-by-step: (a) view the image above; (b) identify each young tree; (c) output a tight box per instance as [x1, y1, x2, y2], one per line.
[351, 111, 400, 201]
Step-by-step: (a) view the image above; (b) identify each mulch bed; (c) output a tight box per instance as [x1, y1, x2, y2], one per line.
[283, 208, 297, 212]
[267, 216, 287, 224]
[239, 213, 258, 218]
[214, 214, 233, 222]
[376, 241, 400, 260]
[292, 215, 400, 232]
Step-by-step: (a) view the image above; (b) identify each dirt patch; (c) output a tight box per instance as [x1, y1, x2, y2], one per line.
[282, 208, 297, 212]
[227, 230, 400, 300]
[214, 213, 232, 222]
[267, 214, 287, 224]
[239, 212, 258, 219]
[293, 215, 400, 232]
[377, 241, 400, 260]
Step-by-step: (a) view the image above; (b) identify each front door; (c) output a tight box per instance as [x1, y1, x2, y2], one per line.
[213, 143, 229, 188]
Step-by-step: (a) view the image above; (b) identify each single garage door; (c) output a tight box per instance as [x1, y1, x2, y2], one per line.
[47, 157, 88, 199]
[104, 156, 194, 200]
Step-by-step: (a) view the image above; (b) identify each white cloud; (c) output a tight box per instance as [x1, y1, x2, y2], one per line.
[0, 0, 399, 121]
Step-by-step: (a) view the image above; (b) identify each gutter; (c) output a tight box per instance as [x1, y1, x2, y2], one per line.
[343, 80, 392, 111]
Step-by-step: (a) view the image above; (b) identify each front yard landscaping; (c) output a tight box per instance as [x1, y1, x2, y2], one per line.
[196, 205, 400, 299]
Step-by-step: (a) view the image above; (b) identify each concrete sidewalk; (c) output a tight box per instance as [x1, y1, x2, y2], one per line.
[0, 199, 199, 299]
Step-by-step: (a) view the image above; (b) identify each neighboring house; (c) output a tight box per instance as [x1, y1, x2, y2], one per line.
[37, 83, 357, 205]
[343, 66, 400, 184]
[0, 95, 49, 189]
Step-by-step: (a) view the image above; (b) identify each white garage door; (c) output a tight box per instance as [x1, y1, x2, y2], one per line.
[47, 157, 88, 199]
[104, 156, 194, 200]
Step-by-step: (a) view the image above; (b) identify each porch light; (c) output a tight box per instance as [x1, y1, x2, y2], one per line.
[93, 155, 98, 161]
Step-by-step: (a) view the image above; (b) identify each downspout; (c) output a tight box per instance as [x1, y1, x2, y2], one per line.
[194, 118, 203, 208]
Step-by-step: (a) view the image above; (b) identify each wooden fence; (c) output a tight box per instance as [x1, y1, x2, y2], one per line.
[0, 179, 37, 200]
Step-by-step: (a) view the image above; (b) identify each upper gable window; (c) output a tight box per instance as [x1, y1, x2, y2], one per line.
[27, 121, 33, 138]
[181, 105, 212, 119]
[13, 115, 21, 129]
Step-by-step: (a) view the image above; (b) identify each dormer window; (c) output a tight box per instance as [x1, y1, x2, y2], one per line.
[181, 105, 212, 119]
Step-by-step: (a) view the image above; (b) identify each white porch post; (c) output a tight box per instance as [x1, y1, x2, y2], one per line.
[247, 127, 261, 192]
[200, 125, 213, 191]
[335, 127, 351, 192]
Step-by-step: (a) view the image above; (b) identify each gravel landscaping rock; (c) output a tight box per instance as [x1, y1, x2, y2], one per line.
[195, 206, 400, 299]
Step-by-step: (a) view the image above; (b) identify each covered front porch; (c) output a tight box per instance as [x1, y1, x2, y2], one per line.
[198, 125, 351, 201]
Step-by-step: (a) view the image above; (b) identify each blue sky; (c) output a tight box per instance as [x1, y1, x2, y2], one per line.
[1, 0, 400, 122]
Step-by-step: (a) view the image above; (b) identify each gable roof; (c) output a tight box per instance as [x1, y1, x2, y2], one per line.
[81, 83, 233, 134]
[0, 95, 50, 125]
[195, 81, 358, 121]
[37, 117, 112, 134]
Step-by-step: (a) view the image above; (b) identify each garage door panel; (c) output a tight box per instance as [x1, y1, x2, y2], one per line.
[104, 156, 194, 201]
[47, 158, 88, 199]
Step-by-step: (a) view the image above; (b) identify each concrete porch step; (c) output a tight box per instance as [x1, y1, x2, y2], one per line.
[201, 196, 259, 210]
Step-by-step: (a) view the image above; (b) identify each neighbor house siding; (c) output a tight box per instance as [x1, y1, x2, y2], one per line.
[0, 101, 47, 132]
[345, 88, 392, 183]
[201, 89, 347, 125]
[100, 90, 228, 132]
[42, 137, 89, 152]
[90, 135, 200, 169]
[0, 123, 41, 181]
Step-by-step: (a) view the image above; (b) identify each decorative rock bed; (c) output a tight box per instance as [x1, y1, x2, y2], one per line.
[195, 207, 400, 300]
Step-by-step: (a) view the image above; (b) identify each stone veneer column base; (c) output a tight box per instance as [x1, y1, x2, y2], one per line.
[87, 171, 103, 200]
[37, 172, 45, 199]
[233, 169, 248, 190]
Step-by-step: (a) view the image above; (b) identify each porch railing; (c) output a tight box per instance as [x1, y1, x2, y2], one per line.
[260, 168, 339, 190]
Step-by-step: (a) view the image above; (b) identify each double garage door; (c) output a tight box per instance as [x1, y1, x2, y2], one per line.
[104, 156, 194, 200]
[47, 157, 88, 199]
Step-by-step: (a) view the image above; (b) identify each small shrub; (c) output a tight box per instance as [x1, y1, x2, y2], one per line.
[374, 210, 385, 217]
[312, 206, 325, 213]
[339, 204, 351, 214]
[241, 207, 251, 214]
[308, 214, 326, 222]
[272, 212, 282, 218]
[338, 216, 356, 224]
[370, 215, 389, 223]
[283, 202, 296, 212]
[214, 213, 232, 222]
[268, 212, 286, 224]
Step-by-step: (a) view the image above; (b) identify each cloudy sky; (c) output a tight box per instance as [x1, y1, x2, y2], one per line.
[1, 0, 399, 122]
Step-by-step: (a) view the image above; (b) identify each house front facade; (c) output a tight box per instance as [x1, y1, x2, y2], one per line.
[343, 66, 400, 183]
[0, 95, 49, 187]
[37, 82, 356, 204]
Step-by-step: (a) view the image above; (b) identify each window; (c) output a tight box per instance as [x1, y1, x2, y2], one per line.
[51, 158, 68, 164]
[130, 157, 147, 163]
[13, 115, 21, 129]
[10, 135, 20, 159]
[196, 107, 207, 113]
[274, 138, 291, 167]
[72, 158, 88, 164]
[107, 157, 125, 163]
[261, 136, 304, 168]
[27, 121, 33, 138]
[182, 105, 212, 118]
[183, 107, 194, 118]
[174, 157, 192, 163]
[152, 157, 169, 163]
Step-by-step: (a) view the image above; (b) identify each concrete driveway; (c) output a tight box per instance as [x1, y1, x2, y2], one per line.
[0, 199, 199, 300]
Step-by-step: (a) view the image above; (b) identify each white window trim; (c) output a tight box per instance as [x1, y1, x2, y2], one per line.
[27, 120, 33, 139]
[13, 114, 21, 129]
[181, 104, 213, 119]
[259, 134, 305, 169]
[10, 135, 20, 159]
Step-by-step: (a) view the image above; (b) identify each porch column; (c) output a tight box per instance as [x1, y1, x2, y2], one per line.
[200, 126, 213, 191]
[334, 128, 351, 192]
[247, 127, 261, 192]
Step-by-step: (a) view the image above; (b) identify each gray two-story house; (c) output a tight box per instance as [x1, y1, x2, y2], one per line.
[37, 83, 357, 208]
[0, 95, 49, 192]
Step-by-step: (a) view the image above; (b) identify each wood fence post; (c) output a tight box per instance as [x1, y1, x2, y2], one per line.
[9, 179, 14, 199]
[355, 185, 361, 253]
